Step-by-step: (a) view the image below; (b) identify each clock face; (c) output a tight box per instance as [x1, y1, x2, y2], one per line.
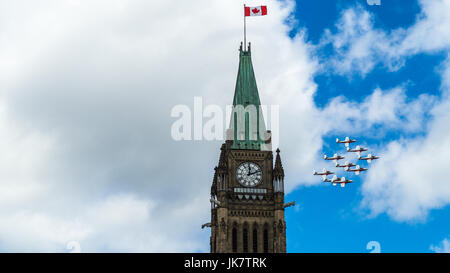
[236, 162, 262, 187]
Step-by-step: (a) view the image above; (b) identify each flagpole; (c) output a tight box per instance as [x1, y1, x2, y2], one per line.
[244, 4, 246, 50]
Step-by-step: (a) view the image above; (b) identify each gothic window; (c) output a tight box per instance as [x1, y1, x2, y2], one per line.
[232, 227, 237, 253]
[253, 228, 258, 253]
[263, 228, 268, 253]
[243, 227, 248, 253]
[245, 111, 250, 141]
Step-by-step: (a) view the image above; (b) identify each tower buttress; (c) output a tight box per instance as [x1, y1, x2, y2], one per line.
[272, 148, 286, 253]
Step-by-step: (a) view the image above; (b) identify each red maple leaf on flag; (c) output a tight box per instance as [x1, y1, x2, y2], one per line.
[244, 6, 267, 17]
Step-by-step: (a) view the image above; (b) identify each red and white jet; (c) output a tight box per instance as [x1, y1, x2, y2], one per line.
[322, 175, 337, 183]
[313, 168, 334, 180]
[359, 154, 380, 163]
[336, 137, 356, 147]
[346, 145, 368, 156]
[323, 175, 353, 187]
[335, 161, 356, 170]
[324, 153, 344, 164]
[346, 165, 368, 175]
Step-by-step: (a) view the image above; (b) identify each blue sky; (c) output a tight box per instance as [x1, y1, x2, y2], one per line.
[285, 0, 450, 252]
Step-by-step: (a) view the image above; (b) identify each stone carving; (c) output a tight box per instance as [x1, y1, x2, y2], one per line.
[220, 218, 227, 234]
[278, 220, 283, 233]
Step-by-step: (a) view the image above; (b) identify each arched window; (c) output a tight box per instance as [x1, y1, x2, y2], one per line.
[243, 227, 248, 253]
[232, 227, 237, 253]
[263, 228, 268, 253]
[253, 228, 258, 253]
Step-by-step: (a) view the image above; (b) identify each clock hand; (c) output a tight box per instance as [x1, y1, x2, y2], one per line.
[248, 170, 261, 176]
[247, 163, 251, 175]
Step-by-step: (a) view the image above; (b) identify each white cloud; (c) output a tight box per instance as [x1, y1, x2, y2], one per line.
[400, 0, 450, 55]
[0, 0, 448, 252]
[0, 0, 324, 251]
[361, 96, 450, 221]
[321, 0, 450, 76]
[430, 238, 450, 253]
[320, 6, 405, 76]
[320, 87, 435, 134]
[0, 193, 205, 252]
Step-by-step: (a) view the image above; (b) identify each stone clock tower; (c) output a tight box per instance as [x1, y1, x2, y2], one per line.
[208, 43, 288, 253]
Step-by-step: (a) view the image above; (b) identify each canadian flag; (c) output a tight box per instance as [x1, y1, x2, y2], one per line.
[245, 6, 268, 17]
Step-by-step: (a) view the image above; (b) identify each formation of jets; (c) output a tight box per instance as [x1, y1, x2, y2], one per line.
[315, 137, 380, 188]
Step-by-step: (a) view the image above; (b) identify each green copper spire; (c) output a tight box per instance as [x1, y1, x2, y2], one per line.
[228, 43, 269, 151]
[232, 42, 262, 108]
